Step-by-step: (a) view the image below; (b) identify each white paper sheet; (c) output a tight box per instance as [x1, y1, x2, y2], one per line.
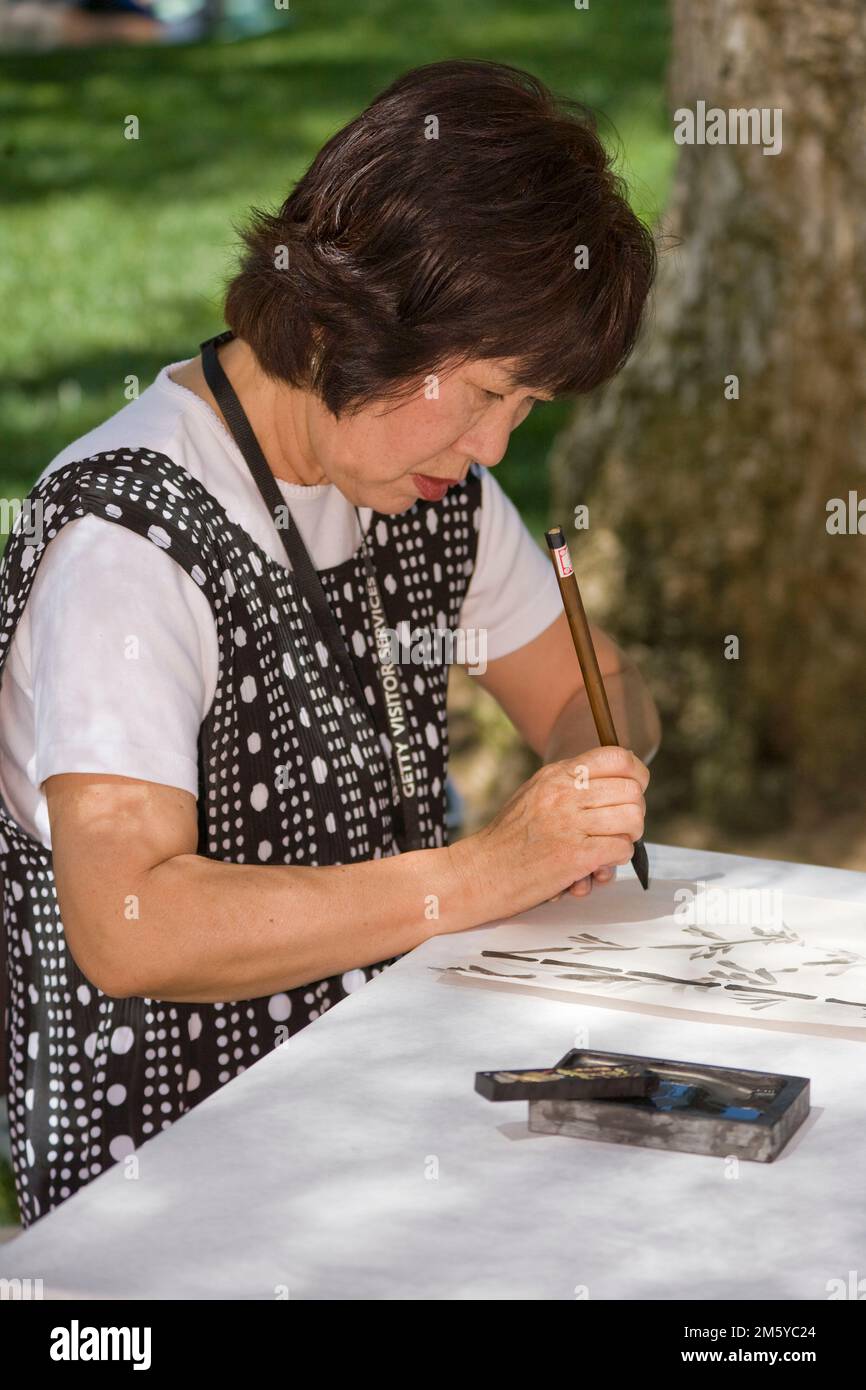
[439, 877, 866, 1037]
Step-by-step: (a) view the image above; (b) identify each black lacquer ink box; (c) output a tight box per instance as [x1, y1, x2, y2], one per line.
[476, 1047, 810, 1162]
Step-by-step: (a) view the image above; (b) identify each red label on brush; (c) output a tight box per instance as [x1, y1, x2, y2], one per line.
[553, 544, 573, 579]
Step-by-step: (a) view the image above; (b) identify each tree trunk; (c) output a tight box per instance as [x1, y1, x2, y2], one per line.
[551, 0, 866, 841]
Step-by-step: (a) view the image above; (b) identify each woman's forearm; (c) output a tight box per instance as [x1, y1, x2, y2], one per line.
[47, 774, 490, 1004]
[106, 839, 485, 1004]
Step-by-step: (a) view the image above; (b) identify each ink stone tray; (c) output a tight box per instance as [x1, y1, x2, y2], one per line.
[528, 1048, 810, 1162]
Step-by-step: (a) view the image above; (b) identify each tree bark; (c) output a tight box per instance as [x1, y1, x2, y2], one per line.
[551, 0, 866, 838]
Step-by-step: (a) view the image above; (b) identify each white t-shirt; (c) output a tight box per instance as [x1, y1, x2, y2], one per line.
[0, 358, 563, 850]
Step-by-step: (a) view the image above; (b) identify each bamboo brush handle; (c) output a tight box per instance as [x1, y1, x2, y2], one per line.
[545, 526, 618, 747]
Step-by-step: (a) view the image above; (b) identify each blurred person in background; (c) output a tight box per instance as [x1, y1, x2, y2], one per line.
[0, 0, 202, 47]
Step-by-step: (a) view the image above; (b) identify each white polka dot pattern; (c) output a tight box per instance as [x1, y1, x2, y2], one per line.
[0, 449, 481, 1227]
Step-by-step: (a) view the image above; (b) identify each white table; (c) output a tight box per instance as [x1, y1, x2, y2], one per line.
[3, 843, 866, 1300]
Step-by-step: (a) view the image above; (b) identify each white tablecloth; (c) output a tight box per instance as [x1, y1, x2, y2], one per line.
[3, 843, 866, 1300]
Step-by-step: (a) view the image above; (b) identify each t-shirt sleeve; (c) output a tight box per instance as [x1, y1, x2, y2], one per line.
[459, 468, 563, 661]
[28, 514, 218, 797]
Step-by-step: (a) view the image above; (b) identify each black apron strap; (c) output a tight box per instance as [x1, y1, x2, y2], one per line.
[200, 332, 423, 853]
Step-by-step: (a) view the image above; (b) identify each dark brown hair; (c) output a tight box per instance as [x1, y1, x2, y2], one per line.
[224, 59, 656, 417]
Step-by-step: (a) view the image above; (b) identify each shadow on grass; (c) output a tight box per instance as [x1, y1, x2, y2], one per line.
[0, 2, 670, 211]
[0, 320, 216, 495]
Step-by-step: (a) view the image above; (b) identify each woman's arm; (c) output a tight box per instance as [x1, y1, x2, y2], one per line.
[46, 743, 648, 1004]
[474, 612, 661, 764]
[46, 772, 478, 1004]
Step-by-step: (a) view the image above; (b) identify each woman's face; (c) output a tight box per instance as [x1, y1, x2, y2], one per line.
[303, 358, 553, 513]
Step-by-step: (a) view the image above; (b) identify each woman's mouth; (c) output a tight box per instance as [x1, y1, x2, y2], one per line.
[411, 473, 457, 502]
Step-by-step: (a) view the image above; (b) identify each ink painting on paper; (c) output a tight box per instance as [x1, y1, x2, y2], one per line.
[440, 879, 866, 1037]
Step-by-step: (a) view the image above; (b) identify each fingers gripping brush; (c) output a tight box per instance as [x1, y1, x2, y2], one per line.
[544, 526, 649, 890]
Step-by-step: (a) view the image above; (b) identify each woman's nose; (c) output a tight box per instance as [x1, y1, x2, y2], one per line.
[459, 422, 512, 471]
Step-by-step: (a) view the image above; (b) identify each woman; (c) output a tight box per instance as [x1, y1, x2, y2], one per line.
[0, 59, 659, 1226]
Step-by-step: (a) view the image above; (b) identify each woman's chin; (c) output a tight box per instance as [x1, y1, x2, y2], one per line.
[352, 487, 423, 515]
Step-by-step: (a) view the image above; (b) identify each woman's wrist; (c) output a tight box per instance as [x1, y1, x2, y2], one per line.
[444, 830, 501, 931]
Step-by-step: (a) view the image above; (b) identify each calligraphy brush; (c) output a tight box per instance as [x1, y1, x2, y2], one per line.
[544, 525, 649, 891]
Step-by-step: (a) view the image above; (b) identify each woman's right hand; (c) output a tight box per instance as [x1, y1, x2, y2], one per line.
[457, 745, 649, 921]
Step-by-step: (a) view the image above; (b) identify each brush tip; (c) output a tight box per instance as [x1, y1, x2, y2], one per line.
[632, 838, 650, 890]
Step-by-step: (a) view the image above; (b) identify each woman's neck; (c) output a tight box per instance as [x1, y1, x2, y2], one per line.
[169, 337, 326, 486]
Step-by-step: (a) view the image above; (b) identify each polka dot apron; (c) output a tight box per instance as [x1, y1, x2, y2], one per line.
[0, 448, 481, 1226]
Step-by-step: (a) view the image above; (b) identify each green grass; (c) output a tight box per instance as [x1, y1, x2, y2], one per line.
[0, 1156, 18, 1229]
[0, 0, 673, 536]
